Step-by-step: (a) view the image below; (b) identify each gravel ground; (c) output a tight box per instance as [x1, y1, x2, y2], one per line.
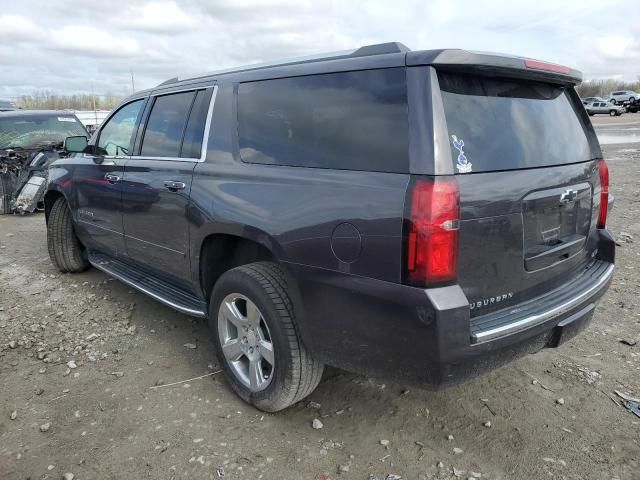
[1, 114, 639, 480]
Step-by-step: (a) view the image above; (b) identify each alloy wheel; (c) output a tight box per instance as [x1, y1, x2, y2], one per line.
[217, 293, 275, 392]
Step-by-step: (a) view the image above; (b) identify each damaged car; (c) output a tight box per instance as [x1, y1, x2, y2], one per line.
[0, 110, 87, 214]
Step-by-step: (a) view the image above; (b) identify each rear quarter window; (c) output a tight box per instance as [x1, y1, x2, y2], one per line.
[237, 68, 409, 173]
[438, 72, 595, 173]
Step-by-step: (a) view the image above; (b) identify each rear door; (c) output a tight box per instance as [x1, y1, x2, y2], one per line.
[121, 86, 214, 287]
[436, 71, 603, 316]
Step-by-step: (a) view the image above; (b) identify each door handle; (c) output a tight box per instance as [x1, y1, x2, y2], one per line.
[164, 180, 186, 192]
[104, 173, 121, 184]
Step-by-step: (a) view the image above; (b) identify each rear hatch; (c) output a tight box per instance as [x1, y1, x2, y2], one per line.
[436, 70, 603, 317]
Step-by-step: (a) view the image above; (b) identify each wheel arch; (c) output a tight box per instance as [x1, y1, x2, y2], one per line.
[199, 231, 282, 301]
[43, 189, 67, 223]
[195, 227, 311, 349]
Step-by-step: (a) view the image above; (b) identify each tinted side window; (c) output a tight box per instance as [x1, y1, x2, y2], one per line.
[141, 91, 195, 157]
[238, 68, 408, 172]
[181, 89, 212, 159]
[97, 100, 144, 156]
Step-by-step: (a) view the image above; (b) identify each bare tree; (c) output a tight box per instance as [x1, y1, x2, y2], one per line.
[15, 91, 123, 111]
[576, 78, 640, 98]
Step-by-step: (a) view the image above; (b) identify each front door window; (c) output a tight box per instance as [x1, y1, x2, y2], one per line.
[96, 100, 144, 156]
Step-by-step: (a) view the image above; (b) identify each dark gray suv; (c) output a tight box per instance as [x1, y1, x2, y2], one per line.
[45, 43, 615, 411]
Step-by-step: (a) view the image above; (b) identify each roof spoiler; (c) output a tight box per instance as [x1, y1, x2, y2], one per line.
[407, 49, 582, 85]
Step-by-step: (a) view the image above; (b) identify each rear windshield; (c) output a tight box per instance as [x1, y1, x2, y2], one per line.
[238, 68, 409, 173]
[438, 72, 595, 173]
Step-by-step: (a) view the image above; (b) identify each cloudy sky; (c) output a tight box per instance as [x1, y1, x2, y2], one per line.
[1, 0, 639, 99]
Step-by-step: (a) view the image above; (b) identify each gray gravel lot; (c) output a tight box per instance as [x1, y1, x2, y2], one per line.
[1, 114, 639, 480]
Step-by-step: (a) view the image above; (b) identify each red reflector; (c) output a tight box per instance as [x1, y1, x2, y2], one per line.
[524, 59, 571, 74]
[597, 159, 609, 229]
[406, 177, 460, 286]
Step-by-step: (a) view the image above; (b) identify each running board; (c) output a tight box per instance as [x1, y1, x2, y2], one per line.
[88, 252, 207, 317]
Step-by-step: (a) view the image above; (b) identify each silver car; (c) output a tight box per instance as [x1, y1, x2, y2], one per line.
[607, 90, 640, 104]
[581, 96, 606, 105]
[585, 101, 625, 116]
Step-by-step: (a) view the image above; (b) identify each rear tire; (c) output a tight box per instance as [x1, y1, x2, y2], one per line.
[610, 99, 617, 105]
[0, 172, 12, 215]
[210, 262, 324, 412]
[47, 197, 89, 273]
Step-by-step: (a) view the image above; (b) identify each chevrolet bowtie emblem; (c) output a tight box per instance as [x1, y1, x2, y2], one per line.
[559, 188, 578, 205]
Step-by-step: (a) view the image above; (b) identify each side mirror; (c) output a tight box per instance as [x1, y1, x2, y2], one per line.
[64, 135, 88, 153]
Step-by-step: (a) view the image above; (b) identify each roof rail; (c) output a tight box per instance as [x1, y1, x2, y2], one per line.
[352, 42, 410, 57]
[156, 77, 179, 87]
[155, 42, 410, 87]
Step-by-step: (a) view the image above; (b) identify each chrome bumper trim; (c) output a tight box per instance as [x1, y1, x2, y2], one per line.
[472, 263, 614, 343]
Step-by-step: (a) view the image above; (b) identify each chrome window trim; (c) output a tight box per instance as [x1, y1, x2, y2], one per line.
[151, 86, 208, 97]
[429, 67, 454, 175]
[132, 85, 218, 163]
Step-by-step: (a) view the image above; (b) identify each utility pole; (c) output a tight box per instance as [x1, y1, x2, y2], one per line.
[91, 83, 97, 125]
[130, 69, 136, 94]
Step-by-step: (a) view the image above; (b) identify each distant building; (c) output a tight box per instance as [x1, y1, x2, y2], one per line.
[0, 99, 18, 111]
[71, 110, 111, 133]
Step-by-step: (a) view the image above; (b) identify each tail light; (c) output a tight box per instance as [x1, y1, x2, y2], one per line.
[597, 159, 609, 228]
[405, 177, 460, 286]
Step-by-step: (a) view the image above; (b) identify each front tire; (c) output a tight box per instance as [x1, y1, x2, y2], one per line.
[47, 197, 89, 273]
[210, 262, 324, 412]
[610, 110, 617, 116]
[610, 99, 617, 105]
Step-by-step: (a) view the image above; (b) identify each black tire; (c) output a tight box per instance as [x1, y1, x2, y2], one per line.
[629, 97, 636, 104]
[609, 110, 617, 117]
[210, 262, 324, 412]
[47, 197, 89, 273]
[588, 112, 594, 116]
[0, 172, 12, 215]
[610, 99, 617, 105]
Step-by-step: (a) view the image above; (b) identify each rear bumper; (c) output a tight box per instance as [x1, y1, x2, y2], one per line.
[288, 232, 615, 387]
[470, 261, 613, 343]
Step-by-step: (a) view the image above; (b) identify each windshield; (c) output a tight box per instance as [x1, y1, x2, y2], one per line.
[0, 114, 86, 149]
[438, 72, 597, 172]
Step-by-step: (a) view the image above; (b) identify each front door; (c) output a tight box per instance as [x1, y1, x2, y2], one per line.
[121, 87, 214, 287]
[74, 99, 146, 257]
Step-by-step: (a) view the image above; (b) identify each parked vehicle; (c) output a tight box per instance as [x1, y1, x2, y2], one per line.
[585, 101, 625, 116]
[624, 102, 640, 113]
[46, 43, 615, 412]
[581, 96, 606, 105]
[0, 110, 87, 214]
[607, 90, 640, 104]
